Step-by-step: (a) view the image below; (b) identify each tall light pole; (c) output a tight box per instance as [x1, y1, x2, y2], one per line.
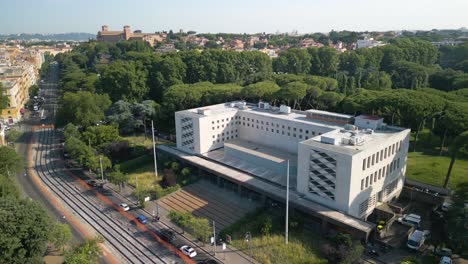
[99, 156, 104, 182]
[245, 231, 252, 263]
[151, 120, 158, 177]
[285, 160, 290, 245]
[213, 220, 217, 256]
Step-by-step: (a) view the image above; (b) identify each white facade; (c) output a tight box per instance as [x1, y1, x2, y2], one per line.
[175, 102, 410, 219]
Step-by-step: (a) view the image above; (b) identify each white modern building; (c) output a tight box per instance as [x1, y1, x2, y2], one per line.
[175, 101, 410, 219]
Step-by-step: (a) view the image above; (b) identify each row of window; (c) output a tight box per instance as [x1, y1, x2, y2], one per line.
[362, 140, 403, 171]
[212, 134, 239, 144]
[212, 130, 238, 139]
[360, 158, 401, 191]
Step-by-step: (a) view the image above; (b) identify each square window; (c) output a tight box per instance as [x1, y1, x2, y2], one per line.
[299, 135, 302, 139]
[212, 135, 215, 138]
[217, 120, 220, 123]
[288, 126, 291, 130]
[288, 132, 290, 136]
[212, 121, 214, 124]
[212, 127, 215, 130]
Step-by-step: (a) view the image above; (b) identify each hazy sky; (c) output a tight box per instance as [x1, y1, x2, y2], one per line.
[1, 0, 467, 34]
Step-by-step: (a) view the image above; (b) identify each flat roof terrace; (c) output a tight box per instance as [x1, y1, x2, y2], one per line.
[158, 145, 374, 238]
[203, 139, 298, 187]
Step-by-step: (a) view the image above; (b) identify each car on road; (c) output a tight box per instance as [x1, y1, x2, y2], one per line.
[160, 229, 175, 242]
[439, 256, 452, 264]
[198, 259, 220, 264]
[119, 203, 130, 211]
[87, 180, 98, 187]
[180, 245, 197, 258]
[136, 215, 147, 224]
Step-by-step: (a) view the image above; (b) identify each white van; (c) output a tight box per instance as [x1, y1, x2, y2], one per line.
[398, 214, 421, 227]
[407, 230, 426, 250]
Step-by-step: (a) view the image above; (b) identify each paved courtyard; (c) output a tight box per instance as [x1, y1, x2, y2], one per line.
[159, 180, 259, 230]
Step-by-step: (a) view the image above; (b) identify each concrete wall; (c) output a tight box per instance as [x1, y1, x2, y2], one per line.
[347, 129, 411, 218]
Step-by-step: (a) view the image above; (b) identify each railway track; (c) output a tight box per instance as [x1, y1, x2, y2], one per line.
[34, 127, 171, 264]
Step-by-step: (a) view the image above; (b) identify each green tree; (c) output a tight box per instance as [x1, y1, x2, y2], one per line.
[107, 165, 129, 192]
[446, 182, 468, 254]
[339, 52, 365, 76]
[97, 60, 149, 102]
[63, 123, 81, 140]
[64, 237, 102, 264]
[0, 146, 23, 177]
[276, 81, 308, 109]
[82, 125, 119, 149]
[308, 47, 339, 77]
[273, 48, 311, 74]
[50, 223, 72, 252]
[0, 198, 52, 264]
[29, 84, 40, 97]
[444, 131, 468, 188]
[241, 81, 280, 101]
[57, 91, 111, 127]
[390, 61, 430, 89]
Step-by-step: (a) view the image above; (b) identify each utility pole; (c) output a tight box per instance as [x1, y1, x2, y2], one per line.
[151, 120, 158, 177]
[285, 160, 289, 245]
[213, 220, 216, 256]
[99, 156, 104, 182]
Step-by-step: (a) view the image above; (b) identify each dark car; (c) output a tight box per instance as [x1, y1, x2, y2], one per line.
[198, 259, 220, 264]
[87, 180, 98, 187]
[160, 229, 175, 242]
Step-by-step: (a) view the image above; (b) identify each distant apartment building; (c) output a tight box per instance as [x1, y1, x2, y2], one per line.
[97, 25, 164, 46]
[0, 65, 36, 123]
[175, 101, 410, 219]
[300, 38, 324, 48]
[357, 37, 386, 49]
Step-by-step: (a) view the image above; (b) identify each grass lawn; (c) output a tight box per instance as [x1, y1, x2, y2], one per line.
[123, 134, 175, 148]
[220, 209, 326, 264]
[120, 155, 160, 190]
[406, 152, 468, 188]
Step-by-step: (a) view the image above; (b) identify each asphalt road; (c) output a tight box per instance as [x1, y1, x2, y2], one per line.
[14, 64, 83, 243]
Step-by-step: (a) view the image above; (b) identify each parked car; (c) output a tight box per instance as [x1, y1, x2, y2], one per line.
[439, 256, 453, 264]
[407, 230, 427, 250]
[87, 180, 98, 187]
[136, 215, 147, 224]
[198, 260, 220, 264]
[160, 229, 175, 242]
[180, 245, 197, 258]
[441, 202, 452, 212]
[435, 247, 453, 257]
[119, 203, 130, 211]
[398, 214, 421, 227]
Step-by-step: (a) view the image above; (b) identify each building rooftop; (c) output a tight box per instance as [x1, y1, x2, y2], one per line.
[158, 145, 374, 234]
[302, 125, 407, 155]
[178, 101, 347, 130]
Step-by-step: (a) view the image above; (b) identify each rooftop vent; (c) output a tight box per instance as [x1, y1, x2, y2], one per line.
[235, 102, 247, 109]
[279, 105, 291, 114]
[258, 101, 270, 110]
[197, 108, 211, 115]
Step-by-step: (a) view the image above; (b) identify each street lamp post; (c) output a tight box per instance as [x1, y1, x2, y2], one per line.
[245, 231, 252, 263]
[99, 156, 104, 182]
[151, 120, 158, 178]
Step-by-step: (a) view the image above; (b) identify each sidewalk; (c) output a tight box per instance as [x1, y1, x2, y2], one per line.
[93, 175, 257, 264]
